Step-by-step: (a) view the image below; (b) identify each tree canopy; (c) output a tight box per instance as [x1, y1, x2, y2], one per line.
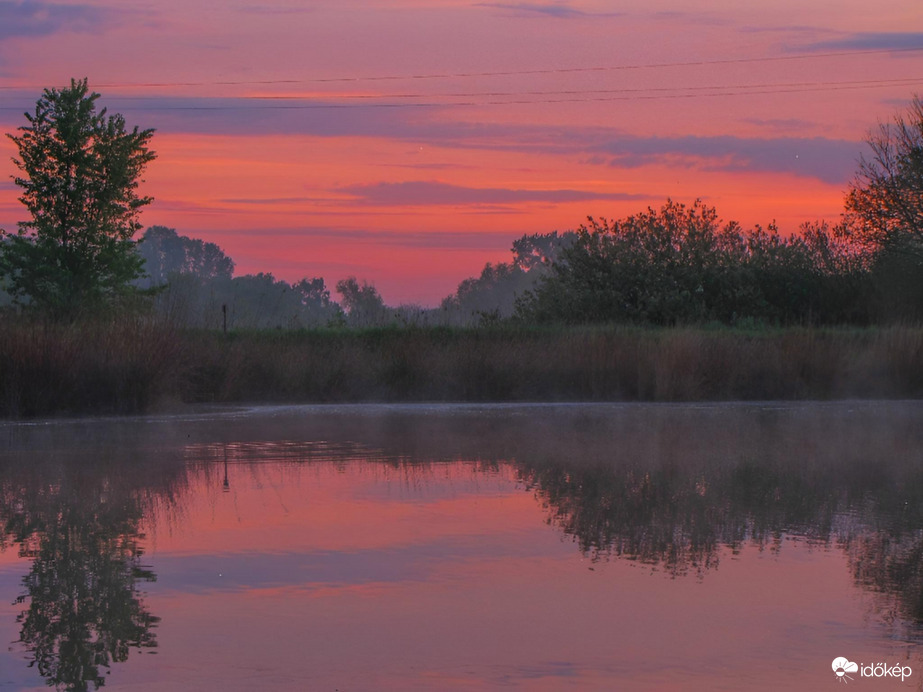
[843, 96, 923, 319]
[516, 200, 864, 326]
[846, 95, 923, 253]
[0, 78, 155, 317]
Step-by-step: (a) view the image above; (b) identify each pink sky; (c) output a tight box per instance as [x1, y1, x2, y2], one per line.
[0, 0, 921, 305]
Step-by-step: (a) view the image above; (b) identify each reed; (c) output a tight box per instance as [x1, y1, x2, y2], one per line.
[0, 314, 181, 417]
[172, 324, 923, 403]
[1, 319, 921, 417]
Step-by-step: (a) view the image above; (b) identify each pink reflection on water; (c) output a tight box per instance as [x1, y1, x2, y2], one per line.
[95, 456, 920, 691]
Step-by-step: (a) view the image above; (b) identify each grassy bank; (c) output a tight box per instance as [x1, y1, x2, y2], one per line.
[1, 320, 922, 417]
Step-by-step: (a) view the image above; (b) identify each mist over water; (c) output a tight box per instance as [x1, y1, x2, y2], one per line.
[1, 402, 921, 690]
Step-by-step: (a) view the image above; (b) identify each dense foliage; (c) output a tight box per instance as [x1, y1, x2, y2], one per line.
[843, 95, 923, 321]
[0, 79, 155, 318]
[515, 201, 868, 326]
[444, 97, 923, 327]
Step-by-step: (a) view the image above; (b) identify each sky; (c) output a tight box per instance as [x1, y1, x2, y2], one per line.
[0, 0, 921, 305]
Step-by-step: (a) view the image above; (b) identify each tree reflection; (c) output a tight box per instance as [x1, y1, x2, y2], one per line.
[520, 457, 842, 575]
[2, 400, 919, 688]
[0, 448, 186, 690]
[515, 443, 923, 635]
[174, 403, 923, 634]
[230, 403, 923, 631]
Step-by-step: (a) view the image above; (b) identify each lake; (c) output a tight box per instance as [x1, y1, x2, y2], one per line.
[1, 402, 921, 691]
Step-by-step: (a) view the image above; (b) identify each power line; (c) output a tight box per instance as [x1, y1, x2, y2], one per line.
[187, 76, 923, 101]
[0, 45, 920, 92]
[26, 76, 914, 103]
[303, 46, 923, 84]
[2, 76, 919, 111]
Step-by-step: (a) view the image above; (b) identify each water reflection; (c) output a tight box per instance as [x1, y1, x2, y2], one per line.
[521, 450, 923, 632]
[0, 402, 921, 688]
[172, 403, 923, 634]
[497, 408, 923, 636]
[0, 447, 187, 690]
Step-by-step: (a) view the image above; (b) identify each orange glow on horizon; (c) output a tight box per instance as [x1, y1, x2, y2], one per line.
[0, 0, 917, 304]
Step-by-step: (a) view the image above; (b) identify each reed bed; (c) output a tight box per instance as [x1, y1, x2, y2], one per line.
[173, 324, 923, 403]
[0, 315, 181, 417]
[1, 321, 921, 417]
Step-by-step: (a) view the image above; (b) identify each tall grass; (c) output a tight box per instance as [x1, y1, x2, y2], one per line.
[1, 320, 921, 417]
[175, 324, 923, 404]
[0, 314, 180, 417]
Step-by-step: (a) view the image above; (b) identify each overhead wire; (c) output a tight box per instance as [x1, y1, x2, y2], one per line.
[0, 77, 920, 111]
[0, 44, 920, 91]
[0, 46, 919, 113]
[33, 75, 919, 102]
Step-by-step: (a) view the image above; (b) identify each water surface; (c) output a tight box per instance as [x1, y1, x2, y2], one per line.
[1, 403, 921, 690]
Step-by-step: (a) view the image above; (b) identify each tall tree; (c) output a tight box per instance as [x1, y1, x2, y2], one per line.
[845, 96, 923, 318]
[845, 95, 923, 254]
[0, 79, 156, 317]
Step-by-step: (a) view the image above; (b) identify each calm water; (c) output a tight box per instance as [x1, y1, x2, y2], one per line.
[1, 402, 922, 691]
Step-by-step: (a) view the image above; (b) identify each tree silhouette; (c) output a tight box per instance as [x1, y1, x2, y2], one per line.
[0, 79, 156, 318]
[137, 226, 234, 286]
[846, 95, 923, 254]
[843, 97, 923, 319]
[336, 277, 388, 327]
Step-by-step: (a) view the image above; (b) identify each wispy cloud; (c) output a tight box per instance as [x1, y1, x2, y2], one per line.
[198, 225, 525, 251]
[0, 1, 104, 39]
[111, 100, 857, 183]
[236, 5, 316, 15]
[475, 2, 620, 19]
[743, 118, 819, 135]
[741, 23, 831, 36]
[217, 196, 339, 205]
[597, 135, 864, 185]
[648, 10, 731, 27]
[29, 95, 442, 138]
[339, 181, 645, 207]
[0, 92, 864, 186]
[794, 32, 923, 52]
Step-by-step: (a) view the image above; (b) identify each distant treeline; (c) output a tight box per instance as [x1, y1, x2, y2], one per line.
[117, 97, 923, 329]
[2, 93, 922, 329]
[127, 90, 923, 330]
[128, 225, 575, 329]
[1, 196, 919, 331]
[124, 191, 919, 330]
[133, 226, 431, 329]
